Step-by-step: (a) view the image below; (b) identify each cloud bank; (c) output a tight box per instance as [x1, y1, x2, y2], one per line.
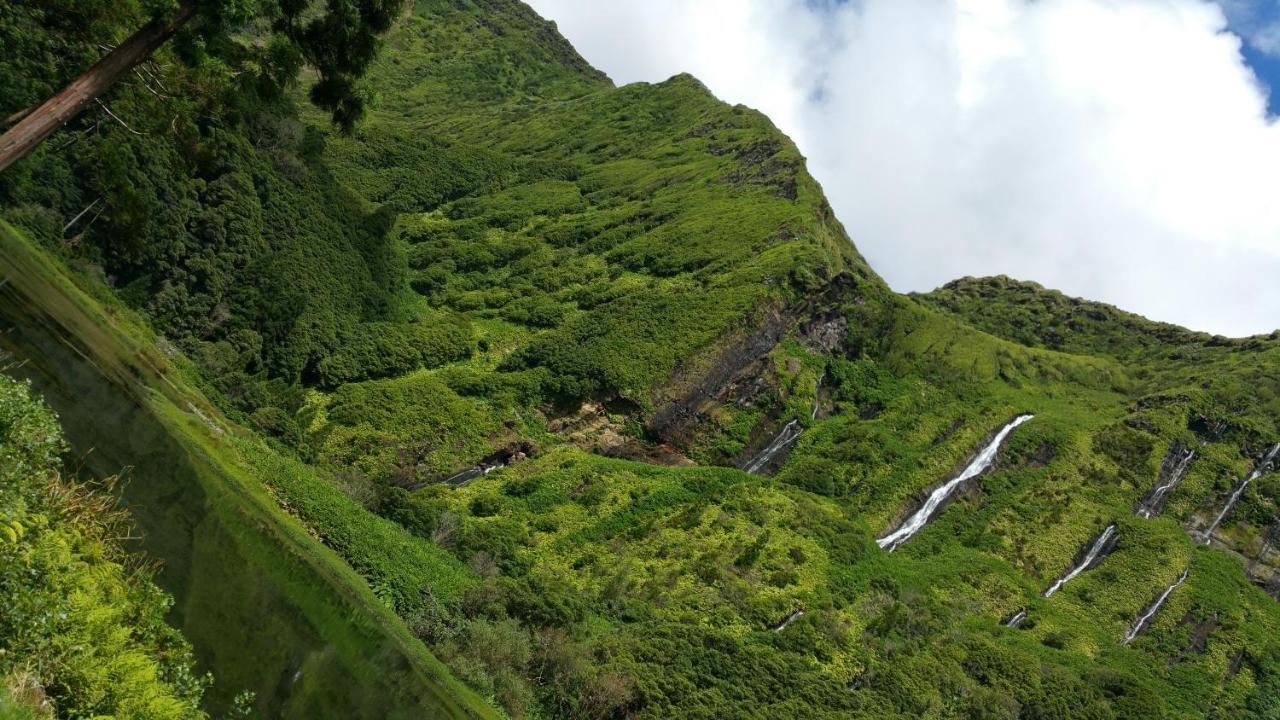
[529, 0, 1280, 336]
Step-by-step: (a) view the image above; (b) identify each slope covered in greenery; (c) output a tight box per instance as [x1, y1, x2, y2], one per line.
[3, 0, 1280, 719]
[0, 220, 494, 718]
[915, 275, 1229, 360]
[0, 374, 209, 720]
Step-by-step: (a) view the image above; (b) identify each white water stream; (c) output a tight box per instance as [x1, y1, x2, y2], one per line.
[772, 609, 805, 633]
[1003, 609, 1027, 628]
[877, 414, 1034, 551]
[1122, 568, 1189, 645]
[1044, 523, 1117, 597]
[1136, 446, 1195, 519]
[438, 461, 506, 488]
[742, 419, 803, 474]
[1201, 443, 1280, 544]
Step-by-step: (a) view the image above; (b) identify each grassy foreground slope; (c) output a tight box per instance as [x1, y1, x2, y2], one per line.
[0, 220, 494, 718]
[0, 373, 207, 720]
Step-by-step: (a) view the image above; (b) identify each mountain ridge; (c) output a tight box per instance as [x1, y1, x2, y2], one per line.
[917, 274, 1277, 353]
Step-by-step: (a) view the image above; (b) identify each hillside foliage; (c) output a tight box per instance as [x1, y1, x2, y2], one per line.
[0, 375, 211, 720]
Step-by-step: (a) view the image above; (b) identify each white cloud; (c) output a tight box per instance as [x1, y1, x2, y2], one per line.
[1251, 19, 1280, 54]
[530, 0, 1280, 336]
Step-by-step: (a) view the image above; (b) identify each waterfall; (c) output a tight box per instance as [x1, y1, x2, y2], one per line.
[1044, 523, 1117, 597]
[1003, 608, 1027, 628]
[1122, 568, 1189, 645]
[439, 466, 482, 487]
[742, 419, 803, 474]
[877, 414, 1034, 551]
[1136, 445, 1195, 519]
[421, 459, 508, 490]
[1201, 443, 1280, 544]
[772, 609, 805, 633]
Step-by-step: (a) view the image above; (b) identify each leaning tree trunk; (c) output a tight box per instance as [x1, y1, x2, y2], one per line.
[0, 0, 197, 173]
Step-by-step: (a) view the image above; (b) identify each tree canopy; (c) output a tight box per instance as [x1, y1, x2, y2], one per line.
[0, 0, 404, 171]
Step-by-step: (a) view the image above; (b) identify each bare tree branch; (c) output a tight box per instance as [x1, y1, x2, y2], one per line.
[95, 99, 146, 136]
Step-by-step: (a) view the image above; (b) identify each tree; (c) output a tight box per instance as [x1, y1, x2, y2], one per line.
[0, 0, 404, 173]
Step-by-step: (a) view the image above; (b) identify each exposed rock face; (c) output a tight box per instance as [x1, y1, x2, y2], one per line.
[550, 401, 695, 467]
[1245, 523, 1280, 599]
[1195, 519, 1280, 600]
[647, 303, 791, 447]
[647, 272, 864, 453]
[798, 311, 848, 354]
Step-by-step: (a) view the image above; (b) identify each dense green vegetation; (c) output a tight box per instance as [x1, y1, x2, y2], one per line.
[0, 374, 209, 720]
[0, 220, 495, 718]
[915, 276, 1225, 360]
[4, 0, 1280, 718]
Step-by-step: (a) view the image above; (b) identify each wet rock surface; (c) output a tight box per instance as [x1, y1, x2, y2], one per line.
[647, 273, 864, 453]
[1135, 442, 1195, 518]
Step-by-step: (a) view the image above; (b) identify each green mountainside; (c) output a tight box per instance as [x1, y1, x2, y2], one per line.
[2, 1, 1280, 719]
[915, 275, 1242, 360]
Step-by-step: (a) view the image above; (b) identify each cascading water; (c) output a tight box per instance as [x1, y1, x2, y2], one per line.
[444, 461, 506, 488]
[742, 419, 803, 474]
[772, 609, 805, 633]
[1136, 445, 1195, 519]
[877, 414, 1034, 551]
[404, 457, 509, 490]
[1044, 523, 1117, 597]
[1201, 443, 1280, 544]
[1003, 608, 1027, 628]
[439, 466, 483, 487]
[743, 376, 824, 476]
[1122, 568, 1189, 645]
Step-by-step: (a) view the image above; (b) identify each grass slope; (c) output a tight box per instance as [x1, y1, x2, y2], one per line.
[0, 221, 494, 718]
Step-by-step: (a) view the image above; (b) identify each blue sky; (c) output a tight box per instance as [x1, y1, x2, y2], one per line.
[1242, 44, 1280, 113]
[531, 0, 1280, 336]
[1221, 1, 1280, 114]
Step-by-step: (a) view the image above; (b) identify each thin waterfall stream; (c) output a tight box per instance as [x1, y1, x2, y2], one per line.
[772, 609, 805, 633]
[741, 375, 825, 476]
[440, 461, 505, 488]
[877, 414, 1034, 551]
[1136, 445, 1195, 519]
[1122, 569, 1189, 645]
[1044, 523, 1118, 597]
[1201, 443, 1280, 544]
[742, 419, 803, 474]
[811, 376, 822, 420]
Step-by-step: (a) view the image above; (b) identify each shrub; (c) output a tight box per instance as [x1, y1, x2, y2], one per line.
[314, 316, 474, 387]
[0, 376, 207, 720]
